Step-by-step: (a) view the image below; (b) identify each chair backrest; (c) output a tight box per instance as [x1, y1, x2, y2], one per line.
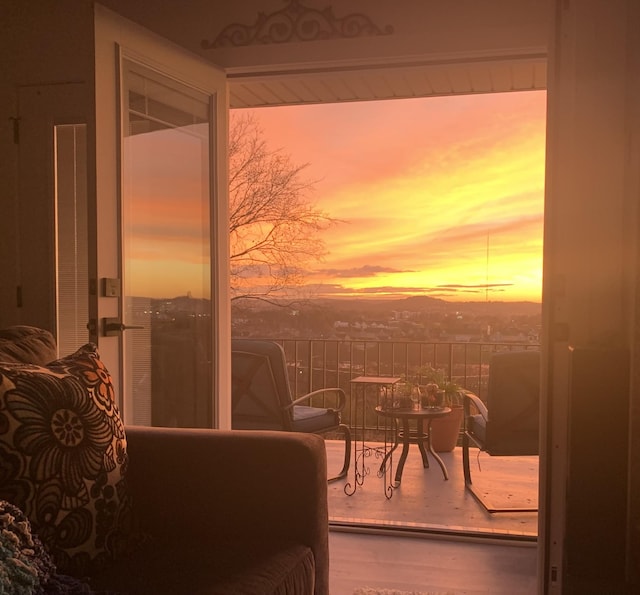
[231, 339, 294, 431]
[485, 349, 540, 456]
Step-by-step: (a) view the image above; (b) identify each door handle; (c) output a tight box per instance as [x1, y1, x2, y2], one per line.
[102, 317, 145, 337]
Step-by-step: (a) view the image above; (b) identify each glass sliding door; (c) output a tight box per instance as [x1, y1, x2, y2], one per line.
[121, 60, 213, 427]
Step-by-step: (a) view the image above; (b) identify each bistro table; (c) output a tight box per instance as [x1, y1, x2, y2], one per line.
[344, 376, 401, 496]
[375, 405, 451, 497]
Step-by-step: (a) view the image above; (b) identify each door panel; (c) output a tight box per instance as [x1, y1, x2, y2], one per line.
[121, 60, 213, 427]
[94, 6, 230, 428]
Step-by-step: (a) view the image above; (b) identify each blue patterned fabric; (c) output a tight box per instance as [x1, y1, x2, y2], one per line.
[0, 499, 104, 594]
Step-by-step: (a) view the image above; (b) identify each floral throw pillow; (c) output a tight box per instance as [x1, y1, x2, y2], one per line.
[0, 343, 134, 577]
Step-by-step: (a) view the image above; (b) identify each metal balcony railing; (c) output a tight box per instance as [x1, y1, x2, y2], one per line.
[268, 339, 539, 435]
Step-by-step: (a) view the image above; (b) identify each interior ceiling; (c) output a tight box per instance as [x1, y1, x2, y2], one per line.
[94, 0, 547, 109]
[227, 55, 547, 109]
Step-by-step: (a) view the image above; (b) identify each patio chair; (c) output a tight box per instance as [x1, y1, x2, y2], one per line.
[231, 339, 351, 482]
[462, 349, 540, 512]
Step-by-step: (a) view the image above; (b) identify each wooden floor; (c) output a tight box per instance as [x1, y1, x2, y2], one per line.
[325, 441, 539, 594]
[329, 531, 538, 594]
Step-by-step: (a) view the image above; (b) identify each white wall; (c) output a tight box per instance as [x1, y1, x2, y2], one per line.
[0, 2, 94, 329]
[97, 0, 549, 72]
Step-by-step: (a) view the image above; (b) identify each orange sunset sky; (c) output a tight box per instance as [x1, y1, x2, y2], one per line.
[238, 89, 547, 303]
[126, 90, 546, 303]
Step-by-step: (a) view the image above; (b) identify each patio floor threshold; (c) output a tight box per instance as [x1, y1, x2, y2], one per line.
[329, 518, 537, 544]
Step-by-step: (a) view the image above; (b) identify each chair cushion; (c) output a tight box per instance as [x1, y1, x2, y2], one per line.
[0, 325, 57, 366]
[291, 405, 340, 433]
[0, 343, 135, 577]
[467, 413, 487, 444]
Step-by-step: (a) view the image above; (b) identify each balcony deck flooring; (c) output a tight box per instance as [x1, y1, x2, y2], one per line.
[325, 441, 539, 593]
[325, 441, 539, 540]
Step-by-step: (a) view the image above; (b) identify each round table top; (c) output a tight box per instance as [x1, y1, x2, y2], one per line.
[374, 405, 452, 420]
[350, 375, 402, 385]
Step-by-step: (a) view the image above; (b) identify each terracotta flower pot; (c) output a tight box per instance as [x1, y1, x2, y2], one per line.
[429, 404, 464, 452]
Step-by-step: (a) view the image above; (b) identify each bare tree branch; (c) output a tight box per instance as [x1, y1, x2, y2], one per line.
[229, 112, 337, 303]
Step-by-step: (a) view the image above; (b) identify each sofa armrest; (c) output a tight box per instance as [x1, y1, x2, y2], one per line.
[124, 426, 329, 592]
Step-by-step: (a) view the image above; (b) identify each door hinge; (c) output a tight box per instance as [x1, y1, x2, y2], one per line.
[16, 285, 22, 308]
[10, 116, 20, 144]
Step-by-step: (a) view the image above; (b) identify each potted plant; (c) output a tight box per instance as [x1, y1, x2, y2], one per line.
[417, 365, 464, 452]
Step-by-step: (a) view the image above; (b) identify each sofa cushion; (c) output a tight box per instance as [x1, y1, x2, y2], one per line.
[88, 539, 315, 595]
[0, 343, 134, 577]
[0, 325, 57, 366]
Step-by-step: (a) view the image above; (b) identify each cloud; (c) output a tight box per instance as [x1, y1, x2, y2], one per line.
[284, 280, 522, 301]
[353, 286, 435, 294]
[313, 264, 413, 278]
[437, 283, 513, 290]
[239, 91, 547, 198]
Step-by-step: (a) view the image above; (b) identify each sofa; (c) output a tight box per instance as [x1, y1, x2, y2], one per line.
[0, 325, 329, 595]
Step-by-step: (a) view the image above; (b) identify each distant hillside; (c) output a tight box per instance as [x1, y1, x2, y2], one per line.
[319, 296, 540, 317]
[234, 295, 541, 317]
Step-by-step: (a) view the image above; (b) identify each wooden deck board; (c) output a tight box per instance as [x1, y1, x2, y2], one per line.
[325, 441, 539, 538]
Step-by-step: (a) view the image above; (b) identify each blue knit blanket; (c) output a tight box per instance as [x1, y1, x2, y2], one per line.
[0, 500, 98, 595]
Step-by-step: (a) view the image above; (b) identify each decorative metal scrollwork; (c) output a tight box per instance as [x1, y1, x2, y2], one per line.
[202, 0, 394, 49]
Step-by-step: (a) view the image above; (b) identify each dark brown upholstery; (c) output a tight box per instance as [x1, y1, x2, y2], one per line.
[0, 325, 57, 365]
[90, 427, 329, 595]
[91, 541, 315, 595]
